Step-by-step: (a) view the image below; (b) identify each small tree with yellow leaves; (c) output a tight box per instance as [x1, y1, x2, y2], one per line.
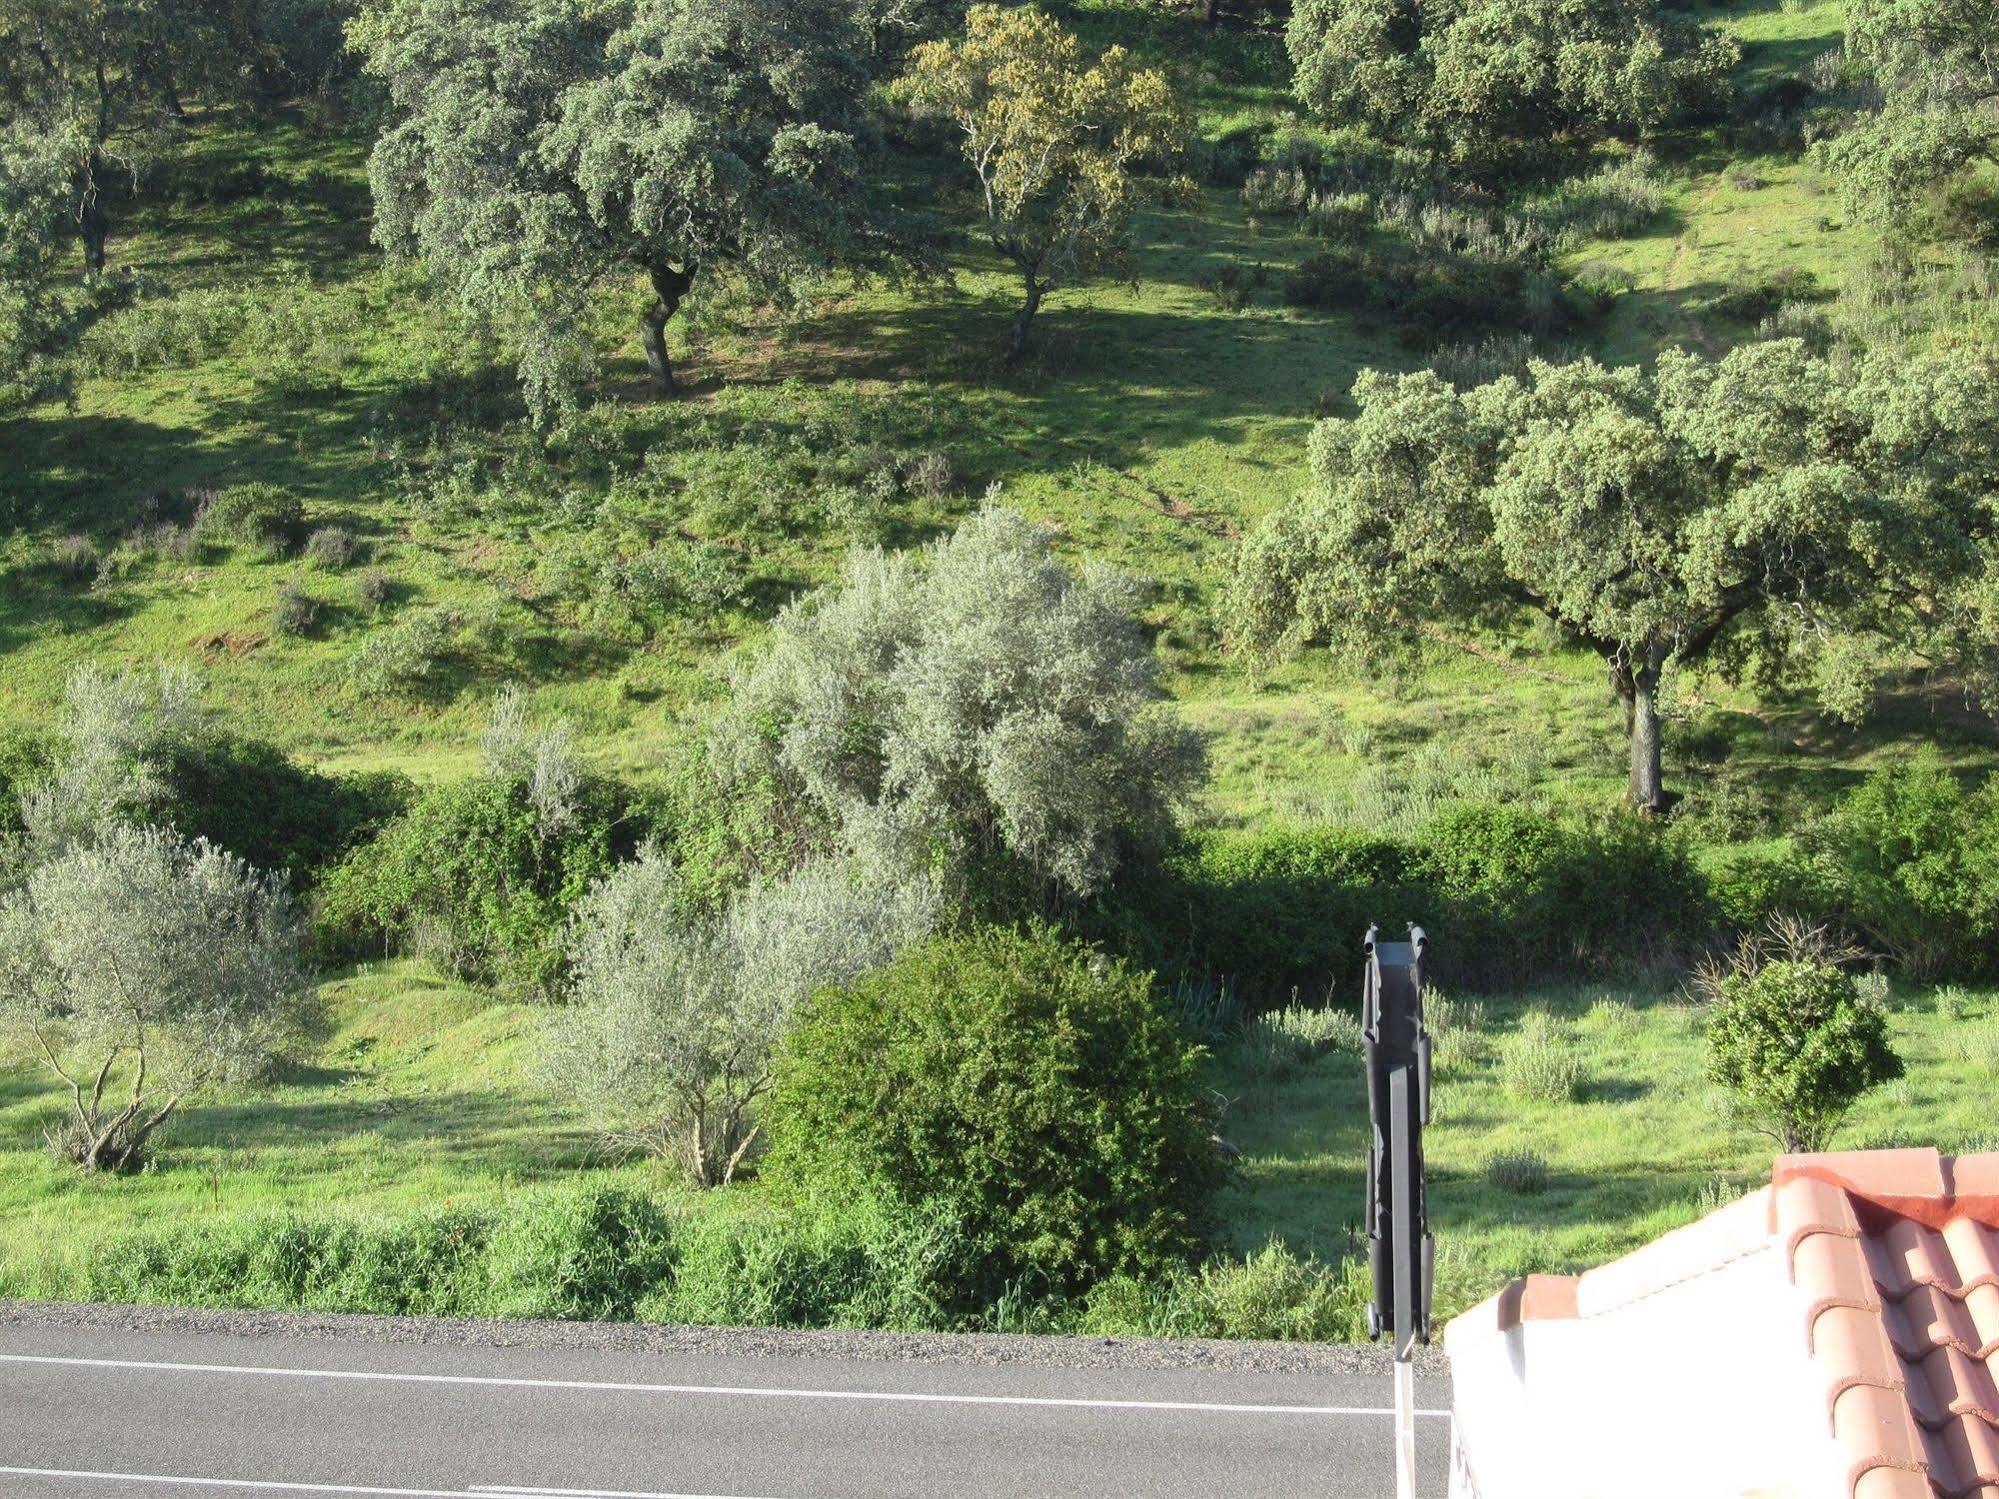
[900, 6, 1188, 365]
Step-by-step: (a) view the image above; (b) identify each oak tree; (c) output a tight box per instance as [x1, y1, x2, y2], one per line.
[898, 5, 1187, 365]
[362, 0, 917, 417]
[1230, 343, 1999, 812]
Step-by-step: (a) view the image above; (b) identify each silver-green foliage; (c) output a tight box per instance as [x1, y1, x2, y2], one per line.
[19, 664, 205, 855]
[715, 507, 1204, 904]
[360, 0, 905, 417]
[0, 823, 308, 1172]
[552, 851, 937, 1185]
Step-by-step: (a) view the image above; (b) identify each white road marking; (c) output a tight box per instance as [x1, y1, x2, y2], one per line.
[0, 1352, 1451, 1419]
[0, 1468, 768, 1499]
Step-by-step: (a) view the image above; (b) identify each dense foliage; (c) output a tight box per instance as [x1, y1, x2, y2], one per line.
[715, 507, 1204, 908]
[1287, 0, 1735, 172]
[765, 924, 1225, 1312]
[551, 851, 937, 1184]
[1819, 0, 1999, 225]
[314, 771, 638, 993]
[361, 0, 920, 414]
[1232, 343, 1999, 811]
[1704, 952, 1902, 1152]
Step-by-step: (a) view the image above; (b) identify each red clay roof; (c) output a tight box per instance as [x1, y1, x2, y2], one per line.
[1455, 1149, 1999, 1499]
[1778, 1151, 1999, 1499]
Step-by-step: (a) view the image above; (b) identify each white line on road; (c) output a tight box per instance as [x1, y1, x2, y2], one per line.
[0, 1467, 772, 1499]
[0, 1352, 1451, 1419]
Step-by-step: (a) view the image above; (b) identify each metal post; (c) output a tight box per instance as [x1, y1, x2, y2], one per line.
[1362, 924, 1433, 1499]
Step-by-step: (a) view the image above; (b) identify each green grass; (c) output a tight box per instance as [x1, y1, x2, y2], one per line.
[7, 960, 1993, 1326]
[1215, 978, 1999, 1316]
[7, 0, 1999, 1329]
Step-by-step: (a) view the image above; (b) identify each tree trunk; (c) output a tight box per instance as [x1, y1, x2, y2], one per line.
[1611, 647, 1668, 814]
[639, 262, 696, 398]
[1007, 275, 1042, 368]
[80, 151, 108, 276]
[1204, 0, 1222, 27]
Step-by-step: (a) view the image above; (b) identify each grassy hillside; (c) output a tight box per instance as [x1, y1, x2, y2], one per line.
[3, 0, 1991, 816]
[6, 0, 1999, 1333]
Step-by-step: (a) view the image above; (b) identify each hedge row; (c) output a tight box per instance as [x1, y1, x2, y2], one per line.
[1101, 803, 1712, 999]
[69, 1184, 1371, 1339]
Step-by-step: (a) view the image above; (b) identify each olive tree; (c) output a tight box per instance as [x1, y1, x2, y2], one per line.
[714, 506, 1205, 905]
[898, 5, 1187, 364]
[0, 118, 76, 405]
[1815, 0, 1999, 222]
[550, 852, 936, 1185]
[362, 0, 917, 416]
[1288, 0, 1733, 169]
[21, 663, 206, 854]
[1231, 343, 1999, 812]
[0, 823, 310, 1172]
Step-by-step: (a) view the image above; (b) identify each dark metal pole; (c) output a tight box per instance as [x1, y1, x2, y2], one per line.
[1361, 924, 1433, 1497]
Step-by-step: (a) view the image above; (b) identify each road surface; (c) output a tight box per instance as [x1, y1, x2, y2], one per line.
[0, 1306, 1453, 1497]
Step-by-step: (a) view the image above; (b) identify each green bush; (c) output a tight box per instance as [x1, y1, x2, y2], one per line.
[194, 483, 305, 553]
[313, 771, 637, 992]
[1798, 755, 1999, 976]
[1104, 806, 1709, 1001]
[1484, 1151, 1551, 1195]
[1705, 958, 1902, 1152]
[1077, 1243, 1368, 1341]
[347, 607, 456, 696]
[764, 925, 1225, 1312]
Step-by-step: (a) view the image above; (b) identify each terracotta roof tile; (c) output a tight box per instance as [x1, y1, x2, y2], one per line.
[1782, 1151, 1999, 1499]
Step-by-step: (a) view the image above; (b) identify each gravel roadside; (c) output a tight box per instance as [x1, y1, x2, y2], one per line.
[0, 1297, 1451, 1378]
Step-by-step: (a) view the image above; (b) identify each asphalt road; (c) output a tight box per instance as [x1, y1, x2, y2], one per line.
[0, 1310, 1453, 1498]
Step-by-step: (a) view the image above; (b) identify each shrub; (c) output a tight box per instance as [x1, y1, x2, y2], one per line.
[1499, 1013, 1585, 1103]
[50, 534, 97, 581]
[347, 607, 454, 696]
[271, 580, 319, 636]
[303, 527, 360, 570]
[550, 852, 937, 1184]
[354, 569, 395, 609]
[1263, 1000, 1364, 1057]
[714, 508, 1204, 909]
[1484, 1151, 1551, 1195]
[765, 925, 1225, 1312]
[1798, 754, 1999, 976]
[0, 824, 310, 1172]
[194, 483, 304, 554]
[1934, 984, 1976, 1020]
[1703, 950, 1902, 1152]
[313, 770, 635, 993]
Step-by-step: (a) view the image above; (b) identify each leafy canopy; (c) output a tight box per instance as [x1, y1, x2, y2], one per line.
[361, 0, 913, 416]
[1817, 0, 1999, 220]
[898, 5, 1187, 357]
[714, 506, 1204, 906]
[1230, 343, 1999, 806]
[1287, 0, 1734, 170]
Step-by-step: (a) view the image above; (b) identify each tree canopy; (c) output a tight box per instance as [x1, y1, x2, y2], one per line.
[1230, 342, 1999, 810]
[1287, 0, 1734, 170]
[0, 0, 239, 273]
[362, 0, 920, 417]
[899, 4, 1187, 364]
[1817, 0, 1999, 223]
[714, 506, 1204, 905]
